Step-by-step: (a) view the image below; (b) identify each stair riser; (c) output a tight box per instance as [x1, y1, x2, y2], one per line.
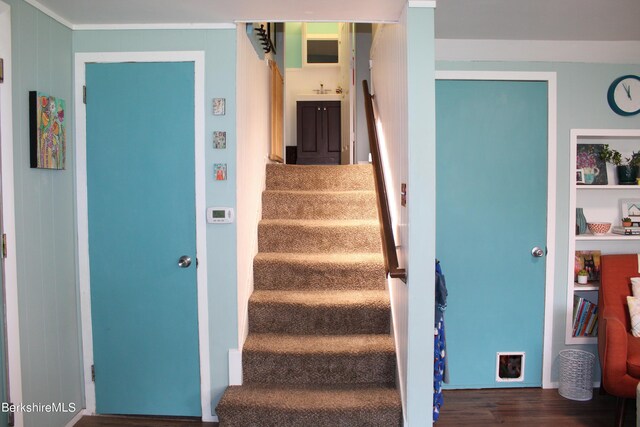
[243, 352, 396, 385]
[258, 223, 382, 253]
[253, 258, 386, 290]
[266, 164, 374, 191]
[249, 302, 391, 335]
[262, 191, 377, 220]
[217, 408, 402, 427]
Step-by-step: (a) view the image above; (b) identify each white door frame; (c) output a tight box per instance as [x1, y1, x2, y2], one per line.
[435, 70, 557, 389]
[74, 51, 213, 421]
[0, 3, 24, 426]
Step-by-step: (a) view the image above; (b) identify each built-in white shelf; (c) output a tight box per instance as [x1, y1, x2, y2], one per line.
[576, 185, 640, 190]
[574, 283, 600, 291]
[576, 234, 640, 241]
[566, 128, 640, 345]
[566, 336, 597, 345]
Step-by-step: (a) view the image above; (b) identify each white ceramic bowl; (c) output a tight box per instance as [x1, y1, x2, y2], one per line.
[587, 222, 611, 235]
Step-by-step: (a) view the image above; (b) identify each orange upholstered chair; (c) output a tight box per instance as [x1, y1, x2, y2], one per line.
[598, 254, 640, 427]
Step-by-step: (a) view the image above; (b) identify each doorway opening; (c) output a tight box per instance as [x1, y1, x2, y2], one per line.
[280, 22, 373, 166]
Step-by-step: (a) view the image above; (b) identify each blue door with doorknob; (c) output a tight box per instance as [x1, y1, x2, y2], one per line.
[86, 61, 201, 416]
[436, 79, 548, 388]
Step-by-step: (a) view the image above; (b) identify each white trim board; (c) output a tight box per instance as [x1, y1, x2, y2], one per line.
[435, 70, 558, 390]
[73, 23, 236, 31]
[74, 51, 213, 422]
[408, 1, 437, 8]
[0, 3, 24, 426]
[436, 39, 640, 64]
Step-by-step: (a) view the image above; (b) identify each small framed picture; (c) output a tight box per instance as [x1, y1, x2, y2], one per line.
[621, 199, 640, 222]
[214, 163, 227, 181]
[576, 168, 585, 184]
[213, 131, 226, 149]
[213, 98, 226, 115]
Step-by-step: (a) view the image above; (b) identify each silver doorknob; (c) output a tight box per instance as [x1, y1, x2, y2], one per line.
[531, 247, 545, 258]
[178, 255, 192, 268]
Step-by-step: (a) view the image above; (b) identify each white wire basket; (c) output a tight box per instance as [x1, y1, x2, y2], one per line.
[558, 349, 596, 401]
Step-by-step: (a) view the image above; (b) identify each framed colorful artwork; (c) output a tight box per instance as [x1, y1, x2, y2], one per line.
[213, 98, 226, 116]
[29, 91, 66, 169]
[213, 131, 226, 149]
[576, 144, 607, 185]
[574, 250, 601, 283]
[214, 163, 227, 181]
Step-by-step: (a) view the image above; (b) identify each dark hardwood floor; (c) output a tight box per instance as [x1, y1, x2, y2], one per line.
[74, 388, 635, 426]
[437, 388, 636, 426]
[74, 415, 218, 427]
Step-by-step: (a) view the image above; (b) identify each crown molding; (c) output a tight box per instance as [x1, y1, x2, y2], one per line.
[436, 39, 640, 64]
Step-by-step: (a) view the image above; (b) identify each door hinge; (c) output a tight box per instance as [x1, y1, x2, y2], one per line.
[0, 58, 4, 83]
[7, 403, 14, 426]
[2, 234, 7, 258]
[91, 364, 95, 382]
[83, 85, 87, 104]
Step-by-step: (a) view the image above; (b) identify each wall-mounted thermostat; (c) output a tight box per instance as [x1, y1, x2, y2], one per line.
[207, 207, 234, 224]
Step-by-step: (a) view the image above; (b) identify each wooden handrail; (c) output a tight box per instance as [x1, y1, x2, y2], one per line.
[362, 80, 407, 283]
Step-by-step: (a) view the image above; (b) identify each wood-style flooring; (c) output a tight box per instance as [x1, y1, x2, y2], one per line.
[437, 388, 636, 426]
[74, 415, 218, 427]
[74, 388, 636, 426]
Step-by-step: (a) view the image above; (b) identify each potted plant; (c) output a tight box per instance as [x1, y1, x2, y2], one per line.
[623, 217, 633, 227]
[577, 269, 589, 285]
[600, 144, 640, 185]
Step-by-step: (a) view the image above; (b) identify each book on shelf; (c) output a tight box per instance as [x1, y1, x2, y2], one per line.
[572, 295, 598, 337]
[612, 226, 640, 235]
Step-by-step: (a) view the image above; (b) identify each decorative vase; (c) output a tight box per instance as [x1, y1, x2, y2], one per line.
[577, 275, 588, 285]
[576, 208, 587, 235]
[616, 165, 639, 185]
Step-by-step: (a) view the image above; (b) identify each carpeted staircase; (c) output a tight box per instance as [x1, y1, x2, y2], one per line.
[216, 164, 402, 427]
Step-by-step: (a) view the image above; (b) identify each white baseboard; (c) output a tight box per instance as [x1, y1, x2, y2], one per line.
[229, 349, 243, 386]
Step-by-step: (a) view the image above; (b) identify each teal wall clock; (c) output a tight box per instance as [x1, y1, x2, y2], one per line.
[607, 75, 640, 116]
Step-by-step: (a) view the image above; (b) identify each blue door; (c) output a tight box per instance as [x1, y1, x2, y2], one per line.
[86, 62, 201, 416]
[436, 80, 547, 388]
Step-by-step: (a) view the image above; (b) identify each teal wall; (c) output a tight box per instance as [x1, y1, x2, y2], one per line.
[436, 59, 640, 383]
[306, 23, 339, 35]
[73, 28, 238, 416]
[407, 7, 435, 425]
[6, 0, 84, 425]
[285, 23, 302, 68]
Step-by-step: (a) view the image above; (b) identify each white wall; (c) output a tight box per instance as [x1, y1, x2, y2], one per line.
[236, 24, 272, 354]
[370, 11, 410, 423]
[284, 66, 340, 148]
[371, 5, 436, 425]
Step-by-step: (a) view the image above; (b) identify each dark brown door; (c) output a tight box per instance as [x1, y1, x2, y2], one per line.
[297, 101, 341, 164]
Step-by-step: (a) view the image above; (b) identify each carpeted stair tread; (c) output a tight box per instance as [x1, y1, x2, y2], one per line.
[216, 383, 402, 427]
[249, 290, 391, 334]
[266, 164, 375, 191]
[253, 252, 386, 290]
[243, 334, 396, 385]
[258, 219, 382, 253]
[262, 190, 377, 220]
[217, 163, 400, 423]
[244, 333, 395, 355]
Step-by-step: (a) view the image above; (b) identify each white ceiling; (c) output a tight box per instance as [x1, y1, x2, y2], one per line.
[28, 0, 640, 41]
[435, 0, 640, 41]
